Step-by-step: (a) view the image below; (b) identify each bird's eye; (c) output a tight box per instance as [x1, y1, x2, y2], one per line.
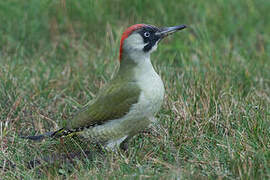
[144, 32, 150, 38]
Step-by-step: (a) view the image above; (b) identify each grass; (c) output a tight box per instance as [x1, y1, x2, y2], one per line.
[0, 0, 270, 179]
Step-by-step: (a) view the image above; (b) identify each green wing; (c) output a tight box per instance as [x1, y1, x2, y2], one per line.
[65, 80, 141, 130]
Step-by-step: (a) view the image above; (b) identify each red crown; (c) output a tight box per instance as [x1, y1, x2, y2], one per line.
[119, 24, 145, 61]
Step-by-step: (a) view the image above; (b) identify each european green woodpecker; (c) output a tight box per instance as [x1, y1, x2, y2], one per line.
[24, 24, 187, 150]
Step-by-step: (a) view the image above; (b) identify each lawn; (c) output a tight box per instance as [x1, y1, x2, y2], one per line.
[0, 0, 269, 179]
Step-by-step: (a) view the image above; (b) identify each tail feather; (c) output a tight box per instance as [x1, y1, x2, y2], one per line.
[21, 128, 76, 141]
[21, 131, 54, 141]
[51, 128, 75, 138]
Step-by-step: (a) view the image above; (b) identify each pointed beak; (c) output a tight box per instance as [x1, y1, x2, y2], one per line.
[156, 24, 187, 38]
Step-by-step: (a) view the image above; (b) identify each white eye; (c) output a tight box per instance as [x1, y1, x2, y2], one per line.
[144, 32, 150, 37]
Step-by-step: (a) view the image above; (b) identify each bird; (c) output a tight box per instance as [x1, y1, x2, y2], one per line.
[23, 24, 187, 150]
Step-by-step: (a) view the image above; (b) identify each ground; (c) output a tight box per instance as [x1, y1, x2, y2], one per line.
[0, 0, 269, 179]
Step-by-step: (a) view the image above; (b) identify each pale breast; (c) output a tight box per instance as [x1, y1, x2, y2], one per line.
[135, 65, 165, 116]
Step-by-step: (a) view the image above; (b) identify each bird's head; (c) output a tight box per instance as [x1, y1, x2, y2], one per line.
[119, 24, 187, 63]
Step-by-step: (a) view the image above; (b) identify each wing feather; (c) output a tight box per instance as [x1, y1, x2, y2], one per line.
[65, 81, 141, 129]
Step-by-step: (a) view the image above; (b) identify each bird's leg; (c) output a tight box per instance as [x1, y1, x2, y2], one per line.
[105, 136, 128, 151]
[119, 136, 131, 151]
